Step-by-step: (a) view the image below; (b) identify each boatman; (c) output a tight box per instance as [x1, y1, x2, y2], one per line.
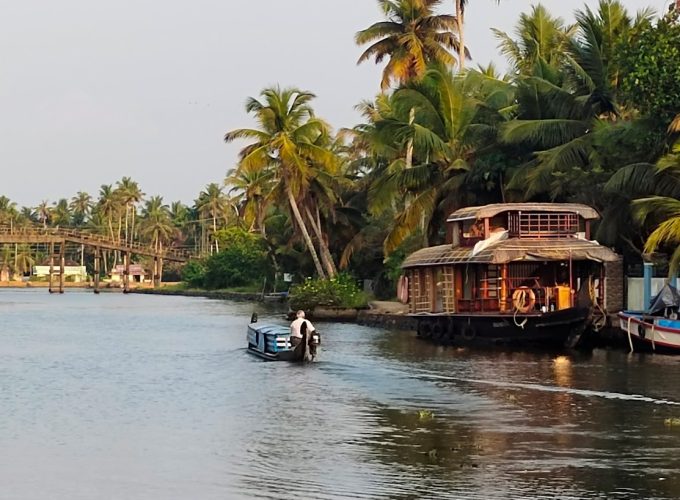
[290, 310, 315, 347]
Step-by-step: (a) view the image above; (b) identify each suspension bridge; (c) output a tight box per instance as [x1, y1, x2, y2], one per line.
[0, 226, 192, 293]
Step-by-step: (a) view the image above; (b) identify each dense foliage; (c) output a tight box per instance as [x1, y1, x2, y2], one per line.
[289, 274, 368, 311]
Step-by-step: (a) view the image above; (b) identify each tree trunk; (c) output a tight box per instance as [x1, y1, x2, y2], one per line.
[287, 187, 326, 278]
[456, 0, 465, 71]
[405, 107, 415, 169]
[305, 205, 337, 277]
[212, 215, 219, 253]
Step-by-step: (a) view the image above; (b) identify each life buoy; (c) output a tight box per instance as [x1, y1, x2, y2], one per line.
[397, 275, 409, 304]
[512, 287, 536, 313]
[638, 322, 646, 339]
[461, 324, 476, 340]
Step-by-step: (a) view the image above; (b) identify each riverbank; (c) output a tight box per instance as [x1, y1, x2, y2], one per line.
[131, 287, 262, 302]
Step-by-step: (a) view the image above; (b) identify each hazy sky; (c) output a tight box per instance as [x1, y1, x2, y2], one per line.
[0, 0, 667, 208]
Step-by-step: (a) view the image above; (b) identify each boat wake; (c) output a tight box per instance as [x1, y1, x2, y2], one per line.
[415, 372, 680, 406]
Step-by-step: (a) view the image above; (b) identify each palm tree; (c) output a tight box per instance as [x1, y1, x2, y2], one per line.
[51, 199, 71, 227]
[195, 183, 227, 254]
[453, 0, 502, 71]
[226, 165, 274, 237]
[116, 177, 144, 246]
[499, 1, 648, 200]
[70, 191, 92, 227]
[224, 86, 340, 278]
[492, 4, 572, 75]
[356, 67, 514, 253]
[140, 196, 175, 253]
[36, 201, 51, 228]
[356, 0, 460, 89]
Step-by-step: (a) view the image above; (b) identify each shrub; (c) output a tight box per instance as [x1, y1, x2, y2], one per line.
[181, 259, 207, 288]
[289, 273, 368, 311]
[202, 227, 272, 289]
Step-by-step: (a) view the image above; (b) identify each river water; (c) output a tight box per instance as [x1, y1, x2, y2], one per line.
[1, 290, 680, 499]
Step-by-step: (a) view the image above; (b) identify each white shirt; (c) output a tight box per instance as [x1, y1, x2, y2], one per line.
[290, 317, 315, 338]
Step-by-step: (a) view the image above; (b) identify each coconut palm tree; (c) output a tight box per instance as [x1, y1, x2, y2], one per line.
[50, 199, 71, 227]
[36, 201, 51, 229]
[492, 4, 573, 75]
[224, 86, 339, 278]
[500, 1, 648, 200]
[357, 66, 514, 253]
[356, 0, 460, 89]
[116, 177, 144, 246]
[70, 191, 92, 227]
[140, 196, 175, 253]
[195, 183, 227, 254]
[226, 165, 274, 237]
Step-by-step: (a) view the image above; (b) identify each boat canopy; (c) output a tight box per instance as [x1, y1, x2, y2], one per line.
[446, 203, 600, 222]
[648, 284, 680, 315]
[402, 238, 619, 269]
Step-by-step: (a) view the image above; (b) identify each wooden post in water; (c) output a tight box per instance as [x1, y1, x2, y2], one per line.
[48, 242, 55, 294]
[58, 241, 65, 293]
[93, 247, 100, 294]
[123, 251, 130, 293]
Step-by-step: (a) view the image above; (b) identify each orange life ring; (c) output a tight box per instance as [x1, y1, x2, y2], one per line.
[512, 287, 536, 313]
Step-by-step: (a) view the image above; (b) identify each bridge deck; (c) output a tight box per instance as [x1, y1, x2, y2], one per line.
[0, 227, 190, 262]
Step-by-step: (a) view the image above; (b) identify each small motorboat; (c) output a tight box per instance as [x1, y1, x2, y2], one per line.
[246, 313, 320, 362]
[618, 283, 680, 354]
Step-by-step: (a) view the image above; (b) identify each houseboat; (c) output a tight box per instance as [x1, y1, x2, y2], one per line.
[401, 203, 622, 348]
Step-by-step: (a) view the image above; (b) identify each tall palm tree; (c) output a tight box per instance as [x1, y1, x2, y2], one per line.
[453, 0, 502, 71]
[500, 1, 647, 200]
[357, 0, 460, 89]
[224, 86, 340, 278]
[140, 196, 175, 253]
[195, 183, 227, 254]
[51, 199, 71, 227]
[70, 191, 92, 227]
[226, 165, 274, 237]
[492, 4, 572, 75]
[357, 67, 514, 253]
[116, 177, 144, 246]
[36, 201, 51, 228]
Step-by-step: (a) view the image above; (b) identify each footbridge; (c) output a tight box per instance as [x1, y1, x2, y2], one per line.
[0, 226, 192, 293]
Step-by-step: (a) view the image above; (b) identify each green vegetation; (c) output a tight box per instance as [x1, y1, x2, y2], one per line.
[2, 0, 680, 290]
[289, 274, 368, 311]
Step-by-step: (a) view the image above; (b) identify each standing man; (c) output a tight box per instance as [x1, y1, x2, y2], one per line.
[290, 310, 315, 347]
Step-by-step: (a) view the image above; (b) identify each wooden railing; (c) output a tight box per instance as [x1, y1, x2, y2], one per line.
[0, 225, 192, 262]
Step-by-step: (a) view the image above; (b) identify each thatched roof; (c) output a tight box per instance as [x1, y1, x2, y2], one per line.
[446, 203, 600, 222]
[402, 238, 619, 269]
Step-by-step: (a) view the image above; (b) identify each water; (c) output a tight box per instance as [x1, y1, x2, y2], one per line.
[1, 289, 680, 499]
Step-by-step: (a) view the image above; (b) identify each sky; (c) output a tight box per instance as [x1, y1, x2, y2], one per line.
[0, 0, 668, 208]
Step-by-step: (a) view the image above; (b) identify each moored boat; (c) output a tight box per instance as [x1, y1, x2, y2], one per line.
[618, 283, 680, 354]
[246, 315, 320, 361]
[400, 203, 622, 349]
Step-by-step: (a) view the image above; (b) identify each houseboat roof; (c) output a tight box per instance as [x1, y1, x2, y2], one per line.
[446, 203, 600, 222]
[402, 238, 618, 269]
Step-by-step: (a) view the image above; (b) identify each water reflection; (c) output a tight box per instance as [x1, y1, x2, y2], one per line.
[1, 291, 680, 498]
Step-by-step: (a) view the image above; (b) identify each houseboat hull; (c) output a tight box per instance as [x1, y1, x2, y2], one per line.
[414, 307, 591, 349]
[618, 312, 680, 354]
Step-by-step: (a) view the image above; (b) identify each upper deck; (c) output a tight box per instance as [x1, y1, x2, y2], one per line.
[446, 203, 599, 246]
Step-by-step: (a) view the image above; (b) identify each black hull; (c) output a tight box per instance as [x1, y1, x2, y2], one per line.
[413, 307, 591, 349]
